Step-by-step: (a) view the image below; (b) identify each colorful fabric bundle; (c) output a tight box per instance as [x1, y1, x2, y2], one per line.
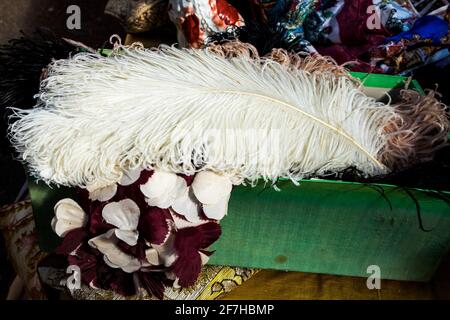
[369, 13, 450, 74]
[204, 1, 450, 74]
[168, 0, 244, 48]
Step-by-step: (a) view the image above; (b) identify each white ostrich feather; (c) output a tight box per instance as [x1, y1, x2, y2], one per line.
[9, 45, 394, 187]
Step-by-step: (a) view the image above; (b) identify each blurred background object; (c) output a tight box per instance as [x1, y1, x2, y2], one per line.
[0, 0, 124, 47]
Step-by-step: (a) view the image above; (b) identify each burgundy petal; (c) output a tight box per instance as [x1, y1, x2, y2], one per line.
[180, 174, 195, 186]
[95, 265, 136, 296]
[197, 222, 222, 248]
[199, 249, 214, 257]
[135, 169, 154, 186]
[111, 169, 155, 209]
[175, 222, 221, 254]
[139, 207, 172, 245]
[174, 226, 203, 255]
[117, 239, 147, 261]
[76, 188, 92, 210]
[67, 244, 99, 284]
[171, 223, 221, 287]
[113, 183, 148, 209]
[55, 228, 88, 255]
[172, 251, 202, 288]
[88, 202, 115, 235]
[138, 272, 172, 300]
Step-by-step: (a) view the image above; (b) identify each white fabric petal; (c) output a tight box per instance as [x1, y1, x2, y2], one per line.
[118, 168, 142, 186]
[115, 229, 139, 246]
[91, 230, 141, 272]
[169, 209, 205, 229]
[89, 280, 99, 289]
[145, 248, 160, 265]
[52, 198, 87, 237]
[199, 252, 210, 265]
[102, 198, 140, 230]
[88, 229, 117, 251]
[54, 198, 86, 222]
[87, 184, 117, 202]
[191, 171, 232, 205]
[171, 187, 201, 223]
[106, 249, 134, 269]
[121, 258, 142, 273]
[88, 229, 141, 273]
[140, 170, 178, 199]
[144, 174, 187, 209]
[145, 193, 173, 209]
[153, 233, 178, 267]
[172, 277, 181, 289]
[103, 255, 120, 269]
[202, 193, 231, 221]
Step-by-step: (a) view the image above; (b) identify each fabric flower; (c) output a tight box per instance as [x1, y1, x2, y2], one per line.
[171, 171, 233, 222]
[171, 222, 221, 287]
[191, 171, 232, 220]
[51, 168, 230, 298]
[118, 167, 142, 186]
[51, 198, 88, 237]
[171, 187, 203, 223]
[138, 271, 173, 300]
[140, 170, 187, 208]
[138, 207, 172, 246]
[88, 229, 141, 273]
[54, 228, 89, 255]
[102, 198, 140, 246]
[86, 183, 117, 202]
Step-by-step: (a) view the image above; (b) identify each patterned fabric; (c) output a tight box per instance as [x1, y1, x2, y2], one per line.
[369, 11, 450, 74]
[260, 0, 419, 52]
[39, 265, 257, 300]
[0, 200, 47, 299]
[168, 0, 245, 48]
[105, 0, 171, 33]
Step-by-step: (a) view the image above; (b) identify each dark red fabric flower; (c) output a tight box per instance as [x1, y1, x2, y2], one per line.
[88, 202, 115, 235]
[181, 174, 195, 186]
[95, 264, 136, 296]
[52, 169, 228, 298]
[139, 207, 172, 245]
[172, 222, 221, 287]
[117, 239, 148, 262]
[67, 244, 100, 285]
[138, 271, 173, 300]
[55, 228, 88, 255]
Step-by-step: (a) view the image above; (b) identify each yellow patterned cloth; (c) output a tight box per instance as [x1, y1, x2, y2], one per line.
[69, 266, 257, 300]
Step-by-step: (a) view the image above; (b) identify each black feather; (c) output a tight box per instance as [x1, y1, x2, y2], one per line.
[206, 21, 290, 56]
[0, 28, 80, 151]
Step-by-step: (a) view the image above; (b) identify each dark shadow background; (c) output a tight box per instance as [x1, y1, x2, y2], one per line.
[0, 0, 124, 47]
[0, 2, 126, 298]
[0, 0, 126, 206]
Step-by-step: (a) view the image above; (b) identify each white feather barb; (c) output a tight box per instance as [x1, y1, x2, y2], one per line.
[9, 45, 394, 187]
